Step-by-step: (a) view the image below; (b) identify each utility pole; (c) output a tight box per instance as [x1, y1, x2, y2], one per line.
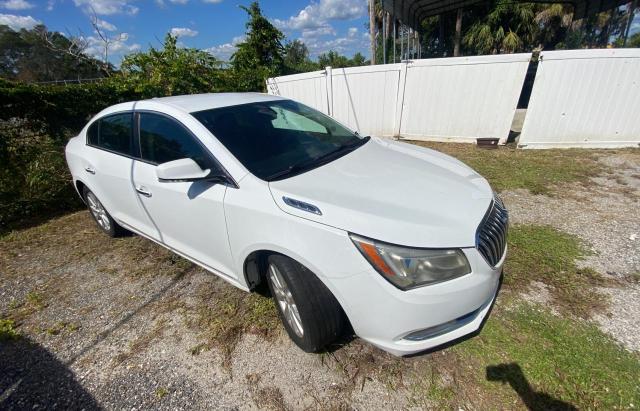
[370, 0, 376, 64]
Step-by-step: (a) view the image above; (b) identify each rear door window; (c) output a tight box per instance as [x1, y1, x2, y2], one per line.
[87, 113, 133, 156]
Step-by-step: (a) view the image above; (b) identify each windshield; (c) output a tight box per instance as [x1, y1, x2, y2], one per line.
[191, 100, 367, 181]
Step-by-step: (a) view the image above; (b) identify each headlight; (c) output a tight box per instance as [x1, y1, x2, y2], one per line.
[350, 234, 471, 290]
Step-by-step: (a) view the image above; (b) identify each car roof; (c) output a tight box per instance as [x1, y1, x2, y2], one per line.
[144, 92, 286, 113]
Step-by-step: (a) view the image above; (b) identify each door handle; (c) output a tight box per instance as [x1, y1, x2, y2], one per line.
[135, 185, 152, 197]
[84, 166, 96, 174]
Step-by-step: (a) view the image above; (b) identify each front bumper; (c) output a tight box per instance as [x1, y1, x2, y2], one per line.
[332, 246, 504, 356]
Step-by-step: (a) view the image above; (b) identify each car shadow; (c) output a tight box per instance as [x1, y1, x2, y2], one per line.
[0, 336, 100, 410]
[486, 363, 577, 411]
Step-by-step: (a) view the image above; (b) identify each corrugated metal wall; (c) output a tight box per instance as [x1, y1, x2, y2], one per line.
[519, 49, 640, 149]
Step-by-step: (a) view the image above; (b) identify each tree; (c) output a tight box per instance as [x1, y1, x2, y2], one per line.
[351, 52, 368, 66]
[0, 24, 105, 82]
[230, 1, 285, 91]
[119, 33, 222, 97]
[317, 50, 350, 68]
[463, 0, 537, 54]
[283, 40, 318, 73]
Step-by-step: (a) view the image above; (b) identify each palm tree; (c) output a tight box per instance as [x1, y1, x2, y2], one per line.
[463, 0, 537, 54]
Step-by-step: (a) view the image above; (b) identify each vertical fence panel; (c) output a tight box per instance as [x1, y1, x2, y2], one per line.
[399, 54, 531, 143]
[519, 49, 640, 149]
[330, 64, 402, 136]
[266, 70, 329, 114]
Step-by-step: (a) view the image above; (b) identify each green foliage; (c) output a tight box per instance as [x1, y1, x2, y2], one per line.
[463, 0, 537, 54]
[119, 33, 225, 97]
[0, 118, 80, 231]
[0, 318, 19, 340]
[283, 40, 319, 73]
[0, 78, 140, 140]
[0, 24, 107, 82]
[0, 79, 142, 231]
[317, 50, 369, 68]
[230, 1, 285, 91]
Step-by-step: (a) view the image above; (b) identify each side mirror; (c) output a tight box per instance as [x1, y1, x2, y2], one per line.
[156, 158, 211, 183]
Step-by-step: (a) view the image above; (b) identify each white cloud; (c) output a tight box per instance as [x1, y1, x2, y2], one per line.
[83, 32, 140, 63]
[0, 13, 39, 30]
[169, 0, 188, 3]
[205, 35, 244, 61]
[202, 0, 223, 3]
[73, 0, 139, 15]
[300, 24, 335, 39]
[275, 0, 366, 30]
[170, 27, 198, 37]
[0, 0, 34, 10]
[303, 27, 369, 58]
[46, 0, 54, 11]
[95, 18, 117, 31]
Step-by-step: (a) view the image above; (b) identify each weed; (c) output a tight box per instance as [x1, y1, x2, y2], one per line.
[193, 287, 279, 369]
[26, 291, 45, 310]
[44, 321, 79, 336]
[0, 318, 19, 340]
[155, 387, 168, 399]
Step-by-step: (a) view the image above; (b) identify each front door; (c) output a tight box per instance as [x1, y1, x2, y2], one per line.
[131, 112, 236, 279]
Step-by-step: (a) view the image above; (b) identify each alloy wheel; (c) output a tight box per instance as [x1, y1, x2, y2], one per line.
[269, 263, 304, 337]
[86, 192, 111, 231]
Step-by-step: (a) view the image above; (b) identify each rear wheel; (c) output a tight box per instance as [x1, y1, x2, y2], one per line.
[83, 187, 128, 237]
[266, 255, 346, 352]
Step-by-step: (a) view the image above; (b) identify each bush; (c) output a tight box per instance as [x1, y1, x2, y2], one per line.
[0, 78, 140, 142]
[0, 79, 142, 232]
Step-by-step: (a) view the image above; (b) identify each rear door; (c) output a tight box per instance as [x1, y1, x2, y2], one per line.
[83, 112, 160, 240]
[131, 111, 236, 279]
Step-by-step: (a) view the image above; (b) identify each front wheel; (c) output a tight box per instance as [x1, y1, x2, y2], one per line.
[266, 255, 346, 352]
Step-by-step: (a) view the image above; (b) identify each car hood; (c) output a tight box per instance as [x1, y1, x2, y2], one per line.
[268, 138, 493, 248]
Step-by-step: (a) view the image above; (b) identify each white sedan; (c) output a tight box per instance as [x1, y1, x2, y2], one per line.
[65, 93, 507, 356]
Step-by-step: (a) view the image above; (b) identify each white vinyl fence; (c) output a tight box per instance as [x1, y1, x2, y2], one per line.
[518, 49, 640, 149]
[267, 53, 532, 143]
[267, 50, 640, 149]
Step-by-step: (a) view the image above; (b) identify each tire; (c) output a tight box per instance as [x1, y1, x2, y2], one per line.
[266, 254, 346, 352]
[83, 187, 128, 237]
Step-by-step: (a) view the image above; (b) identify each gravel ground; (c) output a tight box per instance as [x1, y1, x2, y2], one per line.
[1, 149, 638, 409]
[0, 215, 412, 410]
[501, 152, 640, 351]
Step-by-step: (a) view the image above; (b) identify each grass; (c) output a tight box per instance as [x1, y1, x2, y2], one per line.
[504, 224, 614, 317]
[191, 285, 279, 369]
[448, 302, 640, 410]
[409, 141, 609, 195]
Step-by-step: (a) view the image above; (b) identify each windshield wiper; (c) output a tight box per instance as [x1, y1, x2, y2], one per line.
[266, 136, 370, 181]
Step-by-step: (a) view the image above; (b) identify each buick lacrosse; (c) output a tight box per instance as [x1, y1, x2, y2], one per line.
[65, 93, 507, 356]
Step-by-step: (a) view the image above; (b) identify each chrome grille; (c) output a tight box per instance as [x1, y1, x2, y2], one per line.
[476, 195, 509, 267]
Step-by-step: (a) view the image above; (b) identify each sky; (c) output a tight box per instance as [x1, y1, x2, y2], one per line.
[0, 0, 372, 63]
